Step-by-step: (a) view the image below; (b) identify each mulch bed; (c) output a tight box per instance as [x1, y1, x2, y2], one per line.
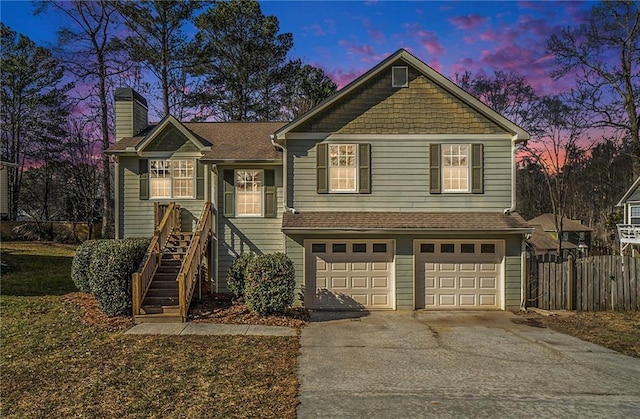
[64, 292, 310, 331]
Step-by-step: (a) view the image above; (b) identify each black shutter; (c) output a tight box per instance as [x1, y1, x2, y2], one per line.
[139, 159, 149, 200]
[358, 143, 371, 194]
[223, 169, 235, 218]
[264, 169, 277, 218]
[316, 143, 328, 193]
[429, 144, 441, 194]
[196, 161, 205, 200]
[471, 144, 484, 194]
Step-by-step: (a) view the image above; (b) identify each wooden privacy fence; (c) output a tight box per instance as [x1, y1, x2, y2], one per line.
[527, 255, 640, 311]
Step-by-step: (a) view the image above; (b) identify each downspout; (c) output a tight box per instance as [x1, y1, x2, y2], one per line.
[270, 136, 298, 214]
[114, 157, 121, 239]
[503, 135, 520, 215]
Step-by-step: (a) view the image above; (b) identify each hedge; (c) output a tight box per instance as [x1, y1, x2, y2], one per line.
[245, 252, 296, 315]
[71, 239, 105, 292]
[87, 238, 150, 317]
[226, 252, 256, 299]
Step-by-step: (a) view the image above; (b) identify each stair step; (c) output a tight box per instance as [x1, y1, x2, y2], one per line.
[154, 272, 179, 280]
[134, 313, 184, 323]
[146, 288, 178, 298]
[143, 296, 180, 306]
[157, 266, 180, 273]
[149, 279, 179, 289]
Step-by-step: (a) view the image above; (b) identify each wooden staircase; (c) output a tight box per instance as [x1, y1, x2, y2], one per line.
[132, 203, 214, 324]
[138, 233, 192, 321]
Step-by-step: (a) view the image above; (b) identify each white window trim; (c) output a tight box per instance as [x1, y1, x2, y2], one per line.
[392, 66, 408, 87]
[328, 143, 358, 193]
[441, 143, 471, 193]
[235, 169, 264, 217]
[149, 158, 196, 200]
[630, 204, 640, 224]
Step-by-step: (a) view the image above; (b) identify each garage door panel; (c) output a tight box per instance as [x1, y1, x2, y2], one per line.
[371, 276, 389, 288]
[306, 240, 394, 310]
[351, 277, 368, 288]
[459, 277, 477, 288]
[416, 240, 503, 310]
[459, 294, 477, 306]
[331, 277, 348, 289]
[480, 277, 497, 289]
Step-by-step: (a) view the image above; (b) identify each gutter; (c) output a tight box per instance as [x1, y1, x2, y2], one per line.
[281, 227, 535, 235]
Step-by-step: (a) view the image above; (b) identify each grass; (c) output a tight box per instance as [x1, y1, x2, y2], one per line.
[0, 242, 299, 418]
[542, 311, 640, 358]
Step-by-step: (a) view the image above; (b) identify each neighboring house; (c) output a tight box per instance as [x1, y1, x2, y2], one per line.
[0, 161, 18, 219]
[527, 213, 592, 256]
[107, 49, 532, 321]
[617, 176, 640, 256]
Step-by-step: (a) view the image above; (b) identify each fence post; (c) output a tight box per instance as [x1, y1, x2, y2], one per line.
[566, 255, 574, 310]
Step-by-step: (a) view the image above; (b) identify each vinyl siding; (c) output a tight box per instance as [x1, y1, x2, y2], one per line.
[119, 156, 208, 238]
[504, 235, 523, 310]
[287, 138, 513, 211]
[216, 165, 284, 293]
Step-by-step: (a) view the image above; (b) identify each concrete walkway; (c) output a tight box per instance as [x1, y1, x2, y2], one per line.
[125, 322, 296, 336]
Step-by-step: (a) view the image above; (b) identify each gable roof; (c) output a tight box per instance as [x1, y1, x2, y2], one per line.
[136, 115, 211, 152]
[273, 49, 529, 141]
[528, 225, 578, 251]
[106, 120, 286, 162]
[528, 213, 592, 232]
[617, 176, 640, 206]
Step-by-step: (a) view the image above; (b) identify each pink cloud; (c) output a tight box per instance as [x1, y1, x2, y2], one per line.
[448, 14, 489, 30]
[480, 30, 499, 42]
[338, 40, 389, 64]
[322, 66, 366, 89]
[404, 24, 444, 56]
[360, 17, 385, 43]
[303, 23, 325, 37]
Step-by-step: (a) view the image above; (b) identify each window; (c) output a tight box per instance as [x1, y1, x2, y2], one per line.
[373, 243, 387, 253]
[332, 243, 347, 253]
[353, 243, 367, 253]
[442, 144, 469, 192]
[441, 243, 455, 253]
[420, 243, 435, 253]
[392, 66, 408, 87]
[150, 159, 194, 199]
[461, 243, 475, 253]
[329, 144, 357, 192]
[481, 243, 496, 254]
[312, 243, 326, 253]
[631, 206, 640, 225]
[236, 170, 262, 216]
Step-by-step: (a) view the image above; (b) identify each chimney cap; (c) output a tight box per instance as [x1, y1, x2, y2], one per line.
[115, 87, 147, 107]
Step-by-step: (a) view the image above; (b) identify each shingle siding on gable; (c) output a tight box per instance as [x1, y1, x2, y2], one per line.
[144, 125, 199, 152]
[291, 59, 508, 135]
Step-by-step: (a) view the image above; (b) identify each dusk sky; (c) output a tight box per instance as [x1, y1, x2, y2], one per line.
[1, 1, 595, 103]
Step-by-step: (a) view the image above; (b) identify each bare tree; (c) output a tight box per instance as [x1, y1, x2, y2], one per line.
[547, 0, 640, 177]
[523, 96, 589, 255]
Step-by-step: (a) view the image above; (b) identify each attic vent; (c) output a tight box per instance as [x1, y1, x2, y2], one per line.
[392, 66, 408, 87]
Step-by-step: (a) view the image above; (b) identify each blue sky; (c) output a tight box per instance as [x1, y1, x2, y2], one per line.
[1, 0, 594, 95]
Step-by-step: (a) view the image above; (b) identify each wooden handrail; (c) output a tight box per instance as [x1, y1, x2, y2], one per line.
[177, 202, 213, 320]
[132, 202, 181, 316]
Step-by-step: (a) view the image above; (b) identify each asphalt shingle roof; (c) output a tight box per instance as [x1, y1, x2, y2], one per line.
[106, 121, 286, 161]
[282, 211, 532, 232]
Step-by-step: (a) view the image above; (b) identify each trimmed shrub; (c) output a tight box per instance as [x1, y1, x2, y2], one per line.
[71, 239, 104, 292]
[227, 252, 256, 299]
[88, 238, 150, 317]
[245, 252, 296, 315]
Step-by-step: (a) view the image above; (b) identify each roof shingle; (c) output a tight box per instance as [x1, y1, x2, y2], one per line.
[282, 211, 532, 232]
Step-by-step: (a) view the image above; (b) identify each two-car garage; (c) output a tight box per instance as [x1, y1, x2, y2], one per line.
[304, 239, 505, 311]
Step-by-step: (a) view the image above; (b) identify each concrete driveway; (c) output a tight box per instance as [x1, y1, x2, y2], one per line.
[297, 311, 640, 418]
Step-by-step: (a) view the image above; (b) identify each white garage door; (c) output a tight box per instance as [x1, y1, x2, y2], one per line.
[305, 240, 395, 310]
[415, 240, 504, 310]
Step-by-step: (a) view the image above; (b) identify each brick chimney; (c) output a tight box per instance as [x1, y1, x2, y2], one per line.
[114, 87, 148, 141]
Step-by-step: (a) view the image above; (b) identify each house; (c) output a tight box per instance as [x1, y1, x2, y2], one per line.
[527, 213, 592, 256]
[617, 176, 640, 256]
[106, 49, 532, 322]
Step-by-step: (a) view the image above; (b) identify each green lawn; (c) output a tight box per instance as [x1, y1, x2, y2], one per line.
[0, 242, 299, 418]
